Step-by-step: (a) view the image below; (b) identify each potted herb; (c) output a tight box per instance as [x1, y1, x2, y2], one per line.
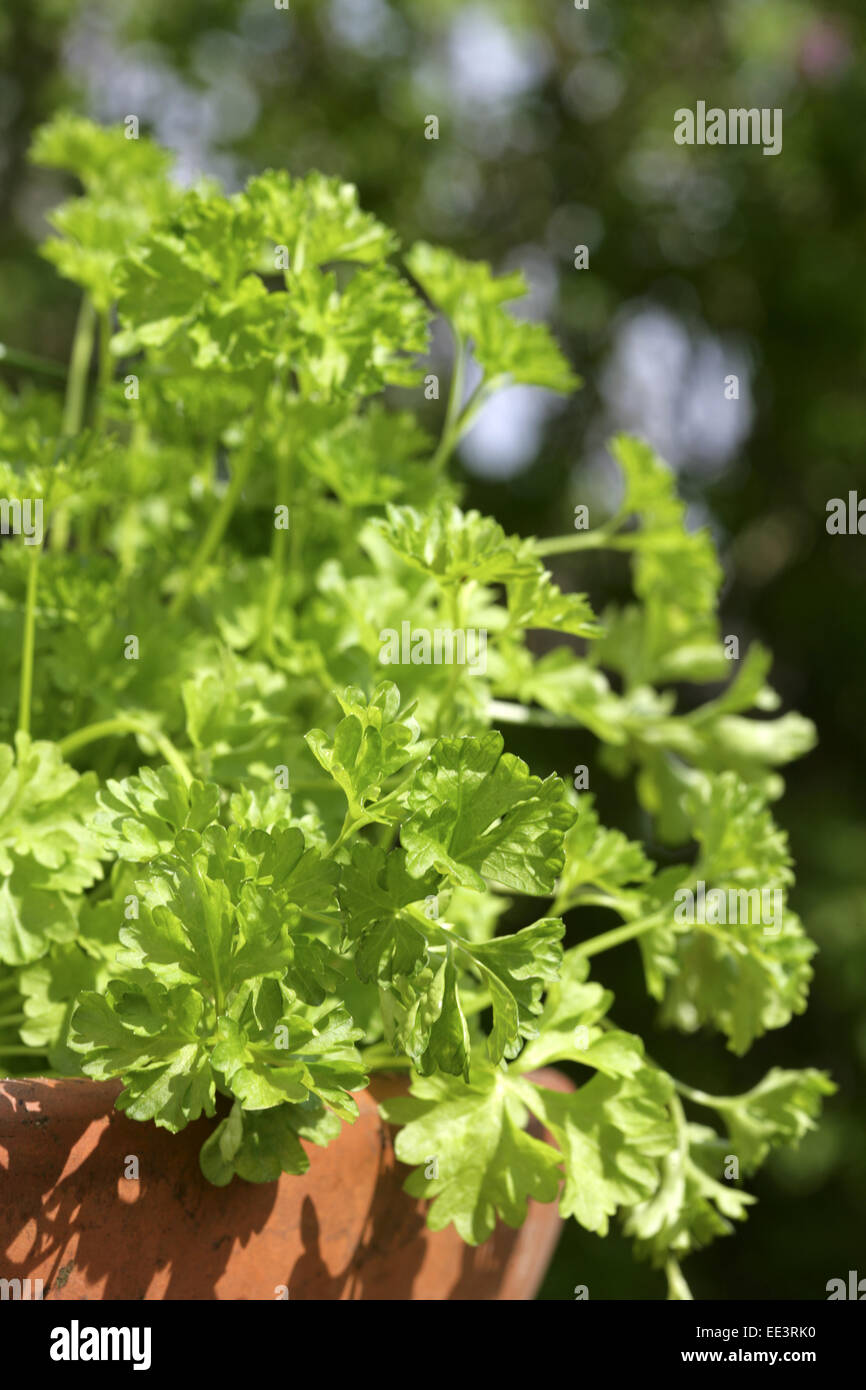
[0, 116, 832, 1301]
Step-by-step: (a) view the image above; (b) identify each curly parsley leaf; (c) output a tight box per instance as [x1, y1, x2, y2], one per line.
[406, 242, 579, 393]
[305, 682, 425, 820]
[382, 1066, 563, 1244]
[401, 731, 575, 894]
[0, 735, 105, 965]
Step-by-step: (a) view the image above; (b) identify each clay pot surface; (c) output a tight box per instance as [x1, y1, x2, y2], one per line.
[0, 1068, 571, 1301]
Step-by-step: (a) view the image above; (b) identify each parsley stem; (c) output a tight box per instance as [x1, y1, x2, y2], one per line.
[300, 909, 341, 930]
[94, 308, 113, 424]
[430, 337, 502, 471]
[665, 1256, 694, 1301]
[0, 1044, 47, 1056]
[530, 529, 636, 557]
[258, 441, 291, 656]
[59, 716, 193, 786]
[17, 540, 42, 736]
[436, 580, 464, 732]
[431, 330, 467, 470]
[0, 343, 67, 378]
[62, 294, 97, 436]
[674, 1079, 731, 1110]
[487, 699, 579, 730]
[52, 295, 98, 555]
[193, 859, 224, 1018]
[0, 977, 18, 996]
[360, 1044, 412, 1071]
[0, 1013, 26, 1028]
[328, 810, 360, 855]
[377, 819, 400, 852]
[170, 399, 263, 618]
[573, 911, 663, 958]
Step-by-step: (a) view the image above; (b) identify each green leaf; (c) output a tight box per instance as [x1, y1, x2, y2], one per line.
[691, 771, 794, 889]
[208, 1006, 365, 1118]
[30, 113, 178, 308]
[69, 980, 215, 1131]
[244, 169, 398, 269]
[516, 950, 647, 1077]
[625, 1122, 756, 1264]
[373, 502, 538, 586]
[380, 948, 472, 1077]
[305, 682, 424, 818]
[18, 894, 122, 1073]
[402, 731, 575, 893]
[96, 766, 220, 863]
[382, 1066, 563, 1244]
[0, 735, 104, 965]
[406, 242, 579, 393]
[633, 773, 817, 1053]
[301, 405, 433, 507]
[200, 1098, 341, 1186]
[338, 841, 437, 975]
[513, 651, 629, 743]
[556, 795, 655, 915]
[521, 1068, 676, 1236]
[649, 899, 816, 1056]
[30, 112, 174, 195]
[706, 1067, 836, 1173]
[250, 826, 340, 915]
[122, 847, 238, 994]
[595, 435, 723, 686]
[466, 917, 564, 1063]
[506, 569, 600, 638]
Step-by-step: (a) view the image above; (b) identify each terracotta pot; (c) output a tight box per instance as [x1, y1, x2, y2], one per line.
[0, 1068, 571, 1301]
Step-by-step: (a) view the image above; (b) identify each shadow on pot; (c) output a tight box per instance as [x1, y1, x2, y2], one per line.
[0, 1071, 569, 1300]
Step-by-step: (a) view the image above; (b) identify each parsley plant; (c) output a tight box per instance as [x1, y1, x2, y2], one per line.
[0, 116, 832, 1298]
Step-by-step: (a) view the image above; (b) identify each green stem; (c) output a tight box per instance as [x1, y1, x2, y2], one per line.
[17, 541, 42, 735]
[436, 580, 464, 732]
[573, 911, 663, 959]
[361, 1044, 412, 1072]
[487, 699, 580, 730]
[323, 759, 426, 857]
[0, 343, 66, 378]
[59, 716, 193, 786]
[361, 759, 426, 821]
[328, 810, 361, 856]
[665, 1256, 694, 1301]
[0, 1044, 47, 1056]
[554, 889, 623, 915]
[430, 331, 467, 470]
[530, 529, 637, 557]
[194, 860, 224, 1017]
[0, 1013, 26, 1029]
[674, 1079, 734, 1110]
[300, 909, 342, 931]
[62, 295, 97, 436]
[378, 819, 400, 852]
[0, 978, 19, 997]
[52, 295, 98, 555]
[94, 308, 113, 423]
[258, 443, 291, 655]
[169, 399, 263, 618]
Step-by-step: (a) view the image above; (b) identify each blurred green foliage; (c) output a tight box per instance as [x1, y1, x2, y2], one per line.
[0, 0, 864, 1299]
